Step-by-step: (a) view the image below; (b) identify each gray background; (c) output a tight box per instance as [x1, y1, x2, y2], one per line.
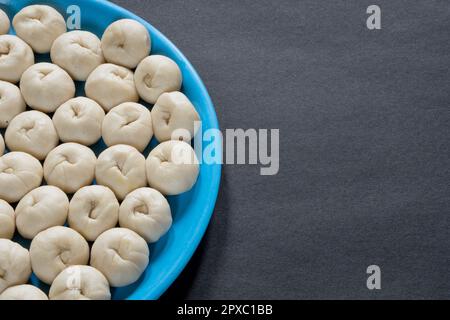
[111, 0, 450, 299]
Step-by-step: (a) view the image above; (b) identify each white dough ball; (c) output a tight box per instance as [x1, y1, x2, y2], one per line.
[119, 188, 172, 243]
[30, 226, 90, 285]
[0, 9, 10, 35]
[85, 63, 138, 112]
[49, 265, 110, 300]
[51, 31, 104, 81]
[146, 141, 199, 195]
[102, 102, 153, 152]
[53, 97, 105, 146]
[13, 5, 66, 53]
[15, 186, 69, 239]
[68, 185, 119, 241]
[95, 145, 147, 200]
[0, 134, 3, 156]
[0, 152, 43, 203]
[0, 35, 34, 83]
[0, 285, 48, 300]
[44, 143, 96, 194]
[90, 228, 149, 287]
[134, 55, 182, 104]
[101, 19, 151, 69]
[0, 81, 26, 128]
[5, 111, 59, 160]
[20, 63, 75, 113]
[0, 239, 31, 293]
[0, 200, 14, 239]
[151, 92, 200, 143]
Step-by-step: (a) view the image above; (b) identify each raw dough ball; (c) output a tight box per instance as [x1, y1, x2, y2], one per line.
[30, 226, 89, 285]
[0, 285, 48, 300]
[95, 145, 147, 200]
[5, 110, 59, 160]
[0, 200, 14, 239]
[101, 19, 150, 69]
[15, 186, 69, 239]
[49, 265, 110, 300]
[90, 228, 149, 287]
[0, 35, 34, 83]
[13, 5, 66, 54]
[0, 134, 3, 156]
[0, 9, 10, 35]
[135, 55, 182, 104]
[68, 185, 119, 241]
[44, 143, 96, 194]
[51, 31, 104, 81]
[152, 92, 200, 142]
[102, 102, 153, 152]
[146, 141, 199, 195]
[20, 63, 75, 113]
[0, 239, 31, 293]
[85, 63, 138, 112]
[119, 188, 172, 243]
[53, 97, 105, 146]
[0, 152, 43, 203]
[0, 81, 26, 128]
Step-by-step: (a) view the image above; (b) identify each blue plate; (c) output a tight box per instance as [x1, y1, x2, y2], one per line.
[0, 0, 221, 300]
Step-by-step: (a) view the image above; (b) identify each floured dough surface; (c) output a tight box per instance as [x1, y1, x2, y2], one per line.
[15, 186, 69, 239]
[134, 55, 182, 104]
[146, 141, 199, 195]
[0, 200, 15, 239]
[30, 226, 90, 285]
[0, 35, 34, 83]
[0, 9, 10, 35]
[51, 31, 104, 81]
[0, 81, 26, 128]
[102, 102, 153, 152]
[119, 188, 172, 243]
[13, 5, 66, 53]
[0, 239, 31, 294]
[49, 265, 111, 300]
[5, 110, 59, 160]
[0, 284, 48, 300]
[0, 152, 43, 203]
[90, 228, 149, 287]
[101, 19, 150, 69]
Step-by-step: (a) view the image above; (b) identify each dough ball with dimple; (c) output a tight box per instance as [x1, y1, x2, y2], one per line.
[51, 31, 105, 81]
[0, 134, 3, 156]
[0, 35, 34, 83]
[102, 102, 153, 152]
[0, 9, 10, 35]
[44, 143, 97, 194]
[0, 152, 43, 203]
[101, 19, 150, 69]
[135, 55, 182, 104]
[13, 5, 66, 54]
[146, 141, 199, 195]
[30, 226, 89, 285]
[68, 185, 119, 241]
[90, 228, 149, 287]
[0, 285, 48, 300]
[20, 63, 75, 113]
[152, 92, 200, 143]
[0, 200, 14, 239]
[0, 81, 26, 128]
[119, 188, 172, 243]
[85, 63, 138, 112]
[5, 111, 59, 160]
[15, 186, 69, 239]
[95, 145, 147, 200]
[0, 239, 31, 293]
[49, 265, 111, 300]
[53, 97, 105, 146]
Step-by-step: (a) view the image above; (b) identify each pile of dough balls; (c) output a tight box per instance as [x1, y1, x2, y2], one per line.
[0, 5, 201, 300]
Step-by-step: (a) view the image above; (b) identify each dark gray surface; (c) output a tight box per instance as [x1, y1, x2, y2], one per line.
[111, 0, 450, 299]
